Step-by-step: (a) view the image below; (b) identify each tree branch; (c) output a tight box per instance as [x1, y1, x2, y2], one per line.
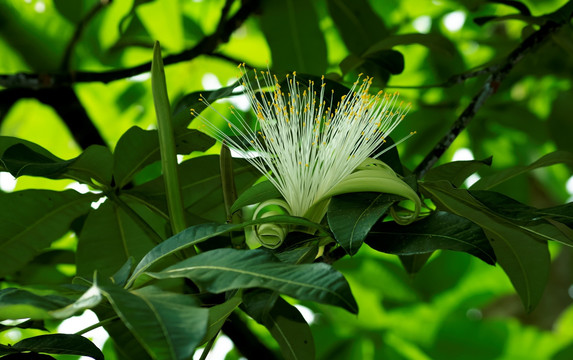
[413, 19, 566, 179]
[61, 0, 111, 72]
[0, 0, 261, 89]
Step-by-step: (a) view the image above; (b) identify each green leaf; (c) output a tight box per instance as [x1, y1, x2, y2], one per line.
[242, 290, 315, 360]
[101, 285, 208, 360]
[469, 190, 573, 247]
[1, 144, 113, 186]
[0, 319, 46, 333]
[200, 294, 242, 346]
[421, 180, 550, 311]
[0, 190, 97, 276]
[366, 211, 496, 265]
[172, 83, 241, 130]
[549, 92, 573, 153]
[424, 157, 492, 187]
[128, 215, 329, 287]
[147, 248, 358, 313]
[470, 151, 573, 190]
[326, 0, 388, 55]
[12, 334, 103, 360]
[77, 200, 159, 279]
[231, 180, 282, 213]
[127, 155, 260, 222]
[259, 0, 327, 74]
[50, 283, 102, 319]
[0, 288, 72, 321]
[328, 193, 401, 255]
[112, 126, 214, 188]
[364, 33, 458, 58]
[364, 49, 405, 75]
[53, 0, 88, 23]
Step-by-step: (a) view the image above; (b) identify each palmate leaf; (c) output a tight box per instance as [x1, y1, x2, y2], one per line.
[0, 190, 98, 276]
[366, 211, 496, 265]
[146, 248, 358, 314]
[102, 285, 208, 360]
[421, 180, 550, 311]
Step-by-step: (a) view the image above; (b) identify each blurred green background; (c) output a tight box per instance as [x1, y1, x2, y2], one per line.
[1, 0, 572, 358]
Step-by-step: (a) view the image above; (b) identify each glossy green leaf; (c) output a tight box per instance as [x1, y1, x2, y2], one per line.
[421, 180, 550, 311]
[424, 157, 492, 187]
[326, 0, 388, 55]
[146, 248, 358, 313]
[172, 83, 241, 130]
[259, 0, 327, 74]
[127, 215, 329, 287]
[364, 33, 458, 58]
[102, 285, 208, 360]
[0, 190, 97, 276]
[77, 199, 159, 279]
[231, 180, 282, 213]
[127, 155, 260, 222]
[469, 190, 573, 246]
[11, 334, 103, 360]
[200, 294, 242, 345]
[471, 151, 573, 190]
[328, 193, 401, 255]
[0, 288, 72, 321]
[366, 211, 496, 265]
[112, 126, 214, 188]
[242, 290, 315, 360]
[1, 144, 113, 186]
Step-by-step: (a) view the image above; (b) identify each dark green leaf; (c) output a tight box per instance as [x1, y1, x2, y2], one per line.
[366, 211, 496, 265]
[424, 157, 492, 187]
[53, 0, 88, 23]
[12, 334, 103, 360]
[260, 0, 327, 74]
[364, 33, 457, 58]
[549, 92, 573, 153]
[0, 288, 72, 321]
[326, 0, 388, 55]
[112, 126, 214, 188]
[147, 248, 358, 313]
[1, 144, 113, 186]
[470, 151, 573, 190]
[328, 193, 401, 255]
[102, 285, 208, 360]
[421, 180, 550, 311]
[200, 294, 242, 346]
[0, 353, 56, 359]
[77, 200, 159, 279]
[398, 253, 433, 275]
[128, 215, 329, 287]
[242, 290, 315, 360]
[231, 180, 282, 213]
[0, 319, 46, 333]
[0, 190, 97, 276]
[364, 49, 405, 75]
[172, 83, 241, 130]
[127, 155, 260, 222]
[111, 257, 135, 287]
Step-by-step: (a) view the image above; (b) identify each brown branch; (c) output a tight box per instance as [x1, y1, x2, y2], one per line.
[413, 19, 566, 179]
[0, 0, 261, 89]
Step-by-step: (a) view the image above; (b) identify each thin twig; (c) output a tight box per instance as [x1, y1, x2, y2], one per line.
[414, 19, 566, 179]
[0, 0, 260, 89]
[61, 0, 111, 71]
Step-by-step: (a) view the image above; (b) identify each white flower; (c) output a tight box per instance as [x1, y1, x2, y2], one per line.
[195, 65, 416, 224]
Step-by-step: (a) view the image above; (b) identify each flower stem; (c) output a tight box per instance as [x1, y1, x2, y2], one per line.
[151, 42, 193, 254]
